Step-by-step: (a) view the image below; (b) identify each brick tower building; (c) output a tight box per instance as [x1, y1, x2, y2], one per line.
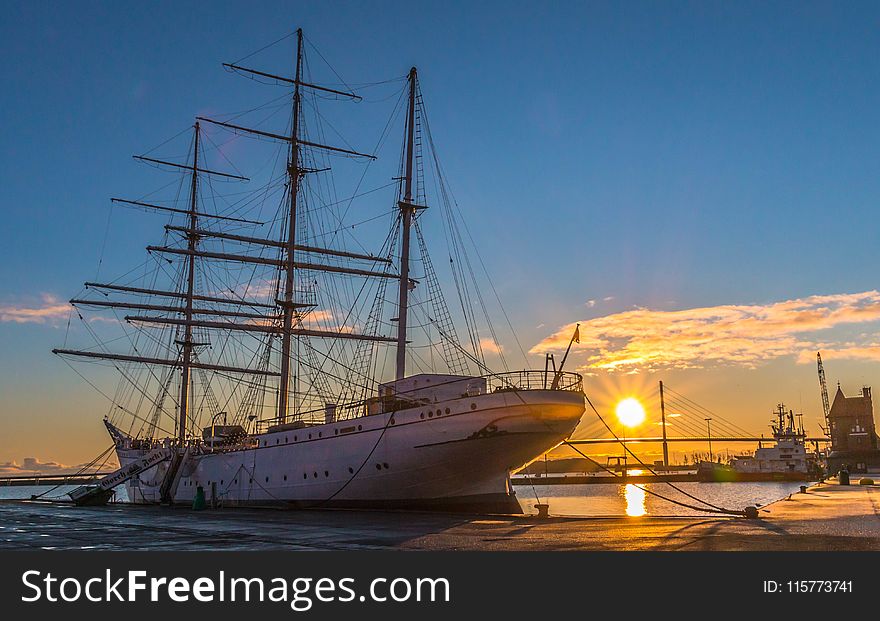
[828, 385, 880, 472]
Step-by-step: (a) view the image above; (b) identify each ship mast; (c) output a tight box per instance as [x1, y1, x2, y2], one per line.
[178, 121, 200, 442]
[56, 30, 389, 436]
[277, 28, 304, 424]
[395, 67, 418, 380]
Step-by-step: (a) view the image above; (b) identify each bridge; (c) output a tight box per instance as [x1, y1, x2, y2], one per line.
[0, 472, 115, 487]
[567, 381, 829, 465]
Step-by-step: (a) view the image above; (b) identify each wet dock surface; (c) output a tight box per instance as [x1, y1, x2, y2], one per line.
[1, 481, 878, 551]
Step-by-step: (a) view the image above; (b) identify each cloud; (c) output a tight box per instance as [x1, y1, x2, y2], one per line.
[479, 337, 504, 355]
[585, 300, 596, 308]
[796, 344, 880, 364]
[0, 456, 119, 476]
[531, 291, 880, 372]
[0, 294, 69, 324]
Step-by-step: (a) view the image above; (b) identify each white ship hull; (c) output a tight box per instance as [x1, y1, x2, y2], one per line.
[114, 388, 585, 513]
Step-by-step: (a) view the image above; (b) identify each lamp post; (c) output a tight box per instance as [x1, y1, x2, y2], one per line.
[705, 417, 713, 462]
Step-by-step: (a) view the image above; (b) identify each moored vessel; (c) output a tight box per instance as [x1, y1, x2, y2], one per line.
[56, 29, 586, 512]
[698, 404, 819, 482]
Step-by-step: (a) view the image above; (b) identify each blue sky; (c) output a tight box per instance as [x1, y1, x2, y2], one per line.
[2, 1, 880, 465]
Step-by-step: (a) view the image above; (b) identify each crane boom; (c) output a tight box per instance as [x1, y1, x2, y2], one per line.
[817, 351, 831, 436]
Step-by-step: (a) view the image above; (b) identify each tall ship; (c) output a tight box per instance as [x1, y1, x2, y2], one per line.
[54, 30, 585, 513]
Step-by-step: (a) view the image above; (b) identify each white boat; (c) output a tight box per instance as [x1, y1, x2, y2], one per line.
[731, 404, 811, 476]
[55, 29, 585, 513]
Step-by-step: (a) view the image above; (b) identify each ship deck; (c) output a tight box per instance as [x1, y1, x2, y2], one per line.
[1, 480, 877, 551]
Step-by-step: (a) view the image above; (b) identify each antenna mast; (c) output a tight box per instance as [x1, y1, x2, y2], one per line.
[178, 121, 200, 443]
[278, 28, 304, 423]
[395, 67, 418, 380]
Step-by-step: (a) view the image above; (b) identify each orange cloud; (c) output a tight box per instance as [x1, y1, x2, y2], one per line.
[0, 294, 69, 324]
[479, 337, 504, 355]
[531, 291, 880, 372]
[796, 344, 880, 364]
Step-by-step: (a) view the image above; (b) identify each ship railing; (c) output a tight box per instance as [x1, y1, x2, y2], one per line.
[482, 370, 584, 394]
[249, 371, 584, 431]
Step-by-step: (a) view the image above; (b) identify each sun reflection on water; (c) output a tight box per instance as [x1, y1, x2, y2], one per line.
[624, 483, 646, 517]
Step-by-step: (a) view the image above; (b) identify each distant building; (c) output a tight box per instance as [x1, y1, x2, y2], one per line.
[828, 385, 880, 473]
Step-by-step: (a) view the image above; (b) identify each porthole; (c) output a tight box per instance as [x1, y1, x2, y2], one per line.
[294, 435, 298, 441]
[308, 433, 312, 439]
[348, 467, 354, 474]
[357, 425, 362, 431]
[249, 478, 252, 484]
[324, 470, 329, 477]
[420, 413, 425, 419]
[318, 432, 322, 438]
[390, 418, 395, 425]
[276, 438, 279, 445]
[445, 408, 450, 414]
[375, 463, 382, 471]
[283, 475, 287, 481]
[436, 409, 441, 416]
[265, 477, 269, 483]
[471, 403, 477, 410]
[313, 472, 318, 478]
[335, 429, 339, 435]
[233, 479, 237, 485]
[220, 480, 224, 485]
[383, 463, 389, 469]
[428, 412, 433, 418]
[303, 473, 307, 479]
[285, 436, 288, 443]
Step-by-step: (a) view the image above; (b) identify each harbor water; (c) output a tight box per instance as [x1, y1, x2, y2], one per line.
[1, 481, 807, 517]
[518, 481, 811, 517]
[0, 485, 131, 503]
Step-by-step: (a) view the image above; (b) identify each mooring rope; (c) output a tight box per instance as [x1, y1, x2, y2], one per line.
[577, 394, 746, 516]
[30, 444, 117, 501]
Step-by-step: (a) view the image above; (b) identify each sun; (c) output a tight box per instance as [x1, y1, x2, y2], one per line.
[616, 397, 646, 428]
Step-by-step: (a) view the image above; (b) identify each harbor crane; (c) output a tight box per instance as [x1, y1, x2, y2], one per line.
[817, 351, 831, 437]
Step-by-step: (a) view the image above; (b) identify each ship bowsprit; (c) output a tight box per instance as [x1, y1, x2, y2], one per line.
[68, 446, 174, 506]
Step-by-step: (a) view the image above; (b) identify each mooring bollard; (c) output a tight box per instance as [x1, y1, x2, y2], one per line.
[192, 485, 206, 510]
[839, 469, 850, 486]
[534, 503, 550, 518]
[799, 485, 807, 494]
[744, 506, 759, 519]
